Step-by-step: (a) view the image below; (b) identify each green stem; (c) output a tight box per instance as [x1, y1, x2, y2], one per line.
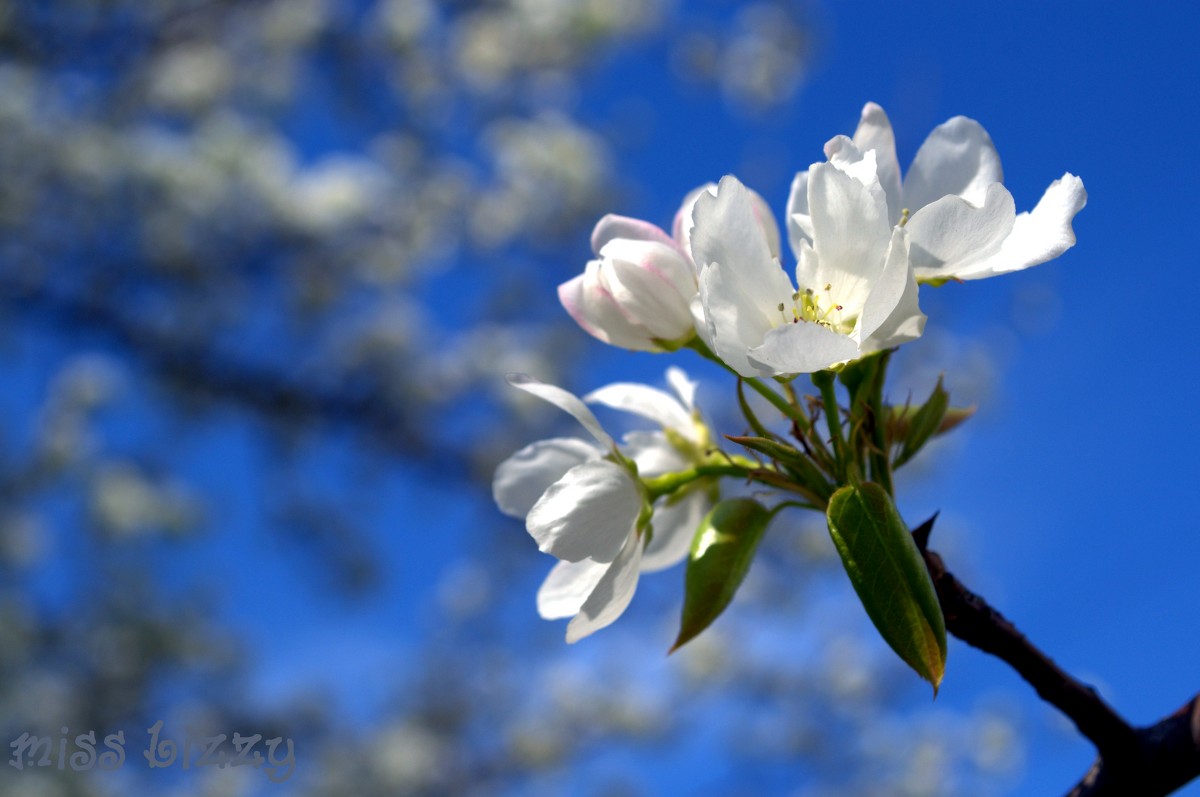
[643, 463, 752, 499]
[867, 349, 894, 495]
[782, 381, 802, 411]
[769, 499, 821, 517]
[642, 451, 785, 500]
[688, 339, 810, 429]
[812, 369, 847, 481]
[737, 379, 778, 441]
[747, 377, 809, 430]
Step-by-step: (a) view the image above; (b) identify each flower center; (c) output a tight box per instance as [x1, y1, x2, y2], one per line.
[775, 283, 854, 334]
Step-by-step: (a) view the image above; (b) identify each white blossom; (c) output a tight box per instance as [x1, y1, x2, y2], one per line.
[789, 102, 1086, 282]
[691, 172, 923, 377]
[493, 369, 712, 641]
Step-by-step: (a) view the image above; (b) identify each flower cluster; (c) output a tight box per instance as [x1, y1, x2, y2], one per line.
[496, 102, 1086, 646]
[562, 102, 1085, 377]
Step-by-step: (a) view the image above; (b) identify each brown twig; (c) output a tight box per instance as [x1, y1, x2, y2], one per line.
[1065, 695, 1200, 797]
[912, 515, 1200, 796]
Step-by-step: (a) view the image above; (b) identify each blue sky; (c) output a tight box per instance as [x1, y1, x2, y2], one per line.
[15, 1, 1197, 793]
[238, 1, 1199, 791]
[549, 1, 1200, 792]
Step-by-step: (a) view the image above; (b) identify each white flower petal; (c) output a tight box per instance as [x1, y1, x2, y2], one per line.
[698, 263, 778, 378]
[689, 294, 716, 352]
[747, 185, 783, 261]
[691, 176, 792, 303]
[526, 460, 639, 564]
[566, 531, 644, 643]
[823, 136, 886, 205]
[673, 182, 718, 258]
[601, 239, 695, 299]
[642, 490, 708, 573]
[688, 180, 782, 261]
[903, 115, 1003, 211]
[493, 437, 601, 519]
[537, 558, 608, 619]
[585, 381, 692, 437]
[907, 183, 1016, 280]
[785, 169, 814, 254]
[748, 320, 861, 375]
[793, 239, 821, 300]
[859, 229, 925, 352]
[852, 102, 904, 225]
[558, 265, 658, 352]
[599, 240, 696, 339]
[590, 213, 676, 254]
[953, 173, 1087, 279]
[620, 430, 688, 478]
[557, 271, 600, 334]
[507, 373, 615, 450]
[807, 161, 892, 311]
[692, 176, 795, 377]
[666, 366, 698, 414]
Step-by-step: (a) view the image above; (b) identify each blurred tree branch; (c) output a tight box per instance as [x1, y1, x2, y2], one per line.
[0, 272, 464, 471]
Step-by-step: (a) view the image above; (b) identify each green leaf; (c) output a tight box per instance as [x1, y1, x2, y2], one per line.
[839, 349, 893, 492]
[838, 349, 884, 409]
[825, 483, 947, 692]
[887, 404, 975, 443]
[671, 498, 773, 653]
[893, 376, 951, 468]
[725, 435, 833, 502]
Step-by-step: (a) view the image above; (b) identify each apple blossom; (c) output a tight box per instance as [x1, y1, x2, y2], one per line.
[493, 369, 713, 641]
[690, 171, 924, 378]
[559, 186, 779, 352]
[585, 367, 711, 573]
[788, 102, 1086, 282]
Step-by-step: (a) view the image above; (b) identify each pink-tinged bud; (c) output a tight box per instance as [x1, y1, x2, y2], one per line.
[559, 238, 697, 352]
[590, 214, 677, 255]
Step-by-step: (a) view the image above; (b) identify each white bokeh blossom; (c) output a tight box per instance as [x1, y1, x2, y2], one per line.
[493, 369, 713, 641]
[788, 102, 1087, 282]
[690, 171, 923, 378]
